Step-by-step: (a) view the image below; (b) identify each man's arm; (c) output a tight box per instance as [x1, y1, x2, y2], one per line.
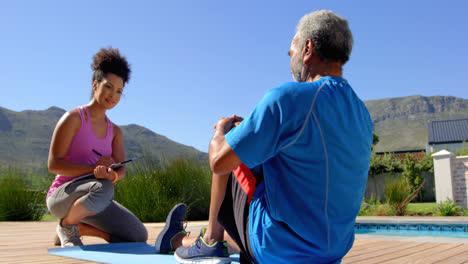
[209, 116, 243, 175]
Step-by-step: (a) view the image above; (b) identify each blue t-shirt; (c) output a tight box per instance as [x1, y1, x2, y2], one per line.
[225, 77, 373, 264]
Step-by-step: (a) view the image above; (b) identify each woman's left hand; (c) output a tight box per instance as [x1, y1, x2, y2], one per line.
[94, 165, 116, 182]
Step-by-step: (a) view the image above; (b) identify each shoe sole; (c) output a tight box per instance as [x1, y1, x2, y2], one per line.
[174, 253, 231, 264]
[154, 203, 187, 254]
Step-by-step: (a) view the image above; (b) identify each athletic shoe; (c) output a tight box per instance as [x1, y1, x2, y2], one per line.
[174, 228, 231, 264]
[53, 234, 60, 246]
[56, 223, 83, 248]
[155, 203, 187, 254]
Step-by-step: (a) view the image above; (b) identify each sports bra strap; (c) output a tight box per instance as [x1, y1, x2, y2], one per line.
[77, 106, 86, 126]
[105, 115, 113, 137]
[84, 106, 91, 124]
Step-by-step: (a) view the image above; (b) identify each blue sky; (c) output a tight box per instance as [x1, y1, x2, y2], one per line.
[1, 0, 467, 152]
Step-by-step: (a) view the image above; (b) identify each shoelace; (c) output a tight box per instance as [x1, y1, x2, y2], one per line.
[70, 226, 81, 242]
[195, 237, 202, 249]
[64, 226, 81, 243]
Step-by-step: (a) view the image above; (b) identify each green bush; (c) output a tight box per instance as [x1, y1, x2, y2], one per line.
[372, 132, 379, 151]
[369, 152, 403, 177]
[403, 154, 423, 194]
[359, 194, 386, 216]
[434, 199, 462, 216]
[402, 153, 433, 202]
[114, 155, 211, 222]
[456, 141, 468, 156]
[0, 166, 47, 221]
[384, 177, 425, 216]
[368, 193, 376, 206]
[384, 178, 411, 216]
[358, 202, 370, 216]
[417, 154, 434, 173]
[358, 201, 393, 216]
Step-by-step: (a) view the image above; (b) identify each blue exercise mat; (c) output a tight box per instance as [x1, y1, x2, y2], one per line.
[48, 242, 240, 264]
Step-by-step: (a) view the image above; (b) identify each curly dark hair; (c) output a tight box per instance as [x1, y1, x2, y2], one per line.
[91, 47, 131, 85]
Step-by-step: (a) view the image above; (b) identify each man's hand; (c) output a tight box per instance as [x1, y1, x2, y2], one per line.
[214, 115, 244, 135]
[209, 115, 244, 174]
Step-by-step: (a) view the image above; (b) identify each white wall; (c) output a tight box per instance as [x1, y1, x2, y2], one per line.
[432, 150, 468, 208]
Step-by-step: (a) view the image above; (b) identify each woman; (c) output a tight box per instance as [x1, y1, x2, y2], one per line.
[46, 47, 147, 247]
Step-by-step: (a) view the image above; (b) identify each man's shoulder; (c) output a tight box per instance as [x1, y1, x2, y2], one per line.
[272, 81, 320, 91]
[266, 82, 314, 98]
[264, 82, 325, 106]
[257, 79, 340, 112]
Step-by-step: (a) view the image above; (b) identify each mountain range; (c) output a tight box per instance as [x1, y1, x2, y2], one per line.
[0, 95, 467, 170]
[365, 95, 468, 152]
[0, 106, 207, 170]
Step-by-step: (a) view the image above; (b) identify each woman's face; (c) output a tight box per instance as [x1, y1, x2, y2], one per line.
[92, 73, 124, 109]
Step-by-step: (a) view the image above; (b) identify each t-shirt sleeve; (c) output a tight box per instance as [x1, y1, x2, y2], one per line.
[225, 86, 299, 168]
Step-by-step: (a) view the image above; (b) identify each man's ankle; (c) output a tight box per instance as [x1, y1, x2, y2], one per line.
[203, 232, 223, 246]
[171, 231, 187, 249]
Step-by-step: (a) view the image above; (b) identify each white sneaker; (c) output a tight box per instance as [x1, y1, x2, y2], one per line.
[53, 234, 60, 246]
[56, 223, 83, 247]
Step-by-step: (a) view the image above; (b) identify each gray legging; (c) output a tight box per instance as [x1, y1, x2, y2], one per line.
[46, 178, 148, 243]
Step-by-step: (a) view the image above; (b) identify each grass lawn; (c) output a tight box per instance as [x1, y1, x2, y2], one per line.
[406, 202, 437, 216]
[41, 214, 56, 221]
[359, 202, 438, 216]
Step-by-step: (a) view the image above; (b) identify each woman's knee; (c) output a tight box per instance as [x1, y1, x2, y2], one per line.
[126, 223, 148, 242]
[133, 228, 148, 242]
[46, 197, 65, 219]
[79, 180, 114, 212]
[89, 180, 114, 198]
[110, 226, 148, 243]
[127, 223, 148, 242]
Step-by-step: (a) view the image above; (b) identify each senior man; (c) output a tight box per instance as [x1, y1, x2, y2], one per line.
[156, 10, 373, 264]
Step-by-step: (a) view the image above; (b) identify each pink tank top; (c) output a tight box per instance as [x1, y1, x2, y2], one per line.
[47, 106, 114, 198]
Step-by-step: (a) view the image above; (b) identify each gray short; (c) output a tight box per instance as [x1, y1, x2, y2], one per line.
[46, 178, 147, 243]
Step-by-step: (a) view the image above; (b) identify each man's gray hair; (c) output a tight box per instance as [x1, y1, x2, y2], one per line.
[296, 10, 353, 64]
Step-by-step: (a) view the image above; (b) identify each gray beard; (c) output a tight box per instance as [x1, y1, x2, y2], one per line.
[291, 58, 304, 82]
[292, 72, 302, 82]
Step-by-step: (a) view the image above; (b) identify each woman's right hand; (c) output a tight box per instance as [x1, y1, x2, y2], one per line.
[94, 166, 116, 181]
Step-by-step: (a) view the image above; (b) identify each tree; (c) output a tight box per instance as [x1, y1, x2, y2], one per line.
[417, 154, 434, 173]
[372, 132, 380, 151]
[402, 153, 425, 201]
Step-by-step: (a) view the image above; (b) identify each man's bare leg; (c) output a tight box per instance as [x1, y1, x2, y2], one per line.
[203, 172, 229, 244]
[170, 172, 238, 251]
[172, 231, 239, 254]
[224, 230, 241, 254]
